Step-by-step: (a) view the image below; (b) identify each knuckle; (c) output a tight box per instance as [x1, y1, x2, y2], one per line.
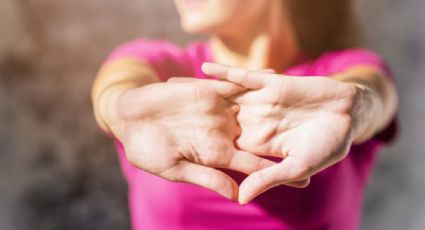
[299, 179, 311, 188]
[254, 158, 266, 172]
[257, 158, 273, 170]
[288, 161, 312, 180]
[275, 78, 288, 101]
[289, 179, 310, 189]
[230, 104, 240, 114]
[335, 142, 351, 160]
[241, 71, 253, 85]
[255, 171, 268, 187]
[337, 82, 360, 115]
[203, 151, 221, 165]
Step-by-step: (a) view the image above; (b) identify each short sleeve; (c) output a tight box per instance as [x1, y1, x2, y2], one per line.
[314, 48, 399, 145]
[319, 48, 395, 82]
[104, 39, 192, 81]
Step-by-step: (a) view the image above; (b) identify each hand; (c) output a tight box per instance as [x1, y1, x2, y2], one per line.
[106, 78, 275, 201]
[202, 63, 360, 204]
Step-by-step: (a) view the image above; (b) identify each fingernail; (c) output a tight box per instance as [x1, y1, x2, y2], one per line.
[238, 193, 249, 205]
[201, 62, 213, 73]
[202, 62, 226, 75]
[238, 198, 249, 205]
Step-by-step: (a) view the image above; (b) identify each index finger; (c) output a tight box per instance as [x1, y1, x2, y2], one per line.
[173, 161, 239, 201]
[238, 156, 312, 204]
[202, 63, 277, 89]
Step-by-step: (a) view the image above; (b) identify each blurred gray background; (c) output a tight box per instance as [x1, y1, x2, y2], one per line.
[0, 0, 423, 229]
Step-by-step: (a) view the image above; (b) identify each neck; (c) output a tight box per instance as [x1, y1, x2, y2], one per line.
[210, 1, 299, 72]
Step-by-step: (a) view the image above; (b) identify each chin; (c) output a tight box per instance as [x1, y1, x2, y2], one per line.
[180, 21, 217, 35]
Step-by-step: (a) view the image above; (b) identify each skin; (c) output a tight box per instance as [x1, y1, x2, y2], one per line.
[92, 0, 398, 204]
[201, 63, 397, 204]
[93, 59, 275, 201]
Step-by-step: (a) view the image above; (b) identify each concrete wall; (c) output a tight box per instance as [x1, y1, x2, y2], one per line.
[0, 0, 423, 229]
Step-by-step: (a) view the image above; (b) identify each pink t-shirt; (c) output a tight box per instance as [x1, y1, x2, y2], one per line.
[105, 39, 398, 230]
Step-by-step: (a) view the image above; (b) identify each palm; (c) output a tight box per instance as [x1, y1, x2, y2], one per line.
[115, 80, 274, 201]
[277, 114, 351, 173]
[232, 78, 351, 160]
[203, 63, 357, 204]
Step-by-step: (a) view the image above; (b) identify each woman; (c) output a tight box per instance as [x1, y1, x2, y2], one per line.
[92, 0, 398, 229]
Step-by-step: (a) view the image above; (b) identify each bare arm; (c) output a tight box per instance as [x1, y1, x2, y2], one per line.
[202, 62, 399, 204]
[331, 65, 398, 143]
[91, 58, 274, 201]
[91, 58, 160, 135]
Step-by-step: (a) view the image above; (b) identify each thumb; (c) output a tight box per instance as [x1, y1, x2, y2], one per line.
[202, 62, 275, 89]
[167, 77, 197, 83]
[238, 156, 309, 204]
[173, 161, 239, 201]
[210, 79, 246, 97]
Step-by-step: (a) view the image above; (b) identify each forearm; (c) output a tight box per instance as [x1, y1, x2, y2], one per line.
[332, 66, 398, 143]
[91, 58, 160, 135]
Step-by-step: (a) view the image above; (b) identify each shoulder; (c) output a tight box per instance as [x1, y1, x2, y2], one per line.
[104, 39, 209, 80]
[106, 39, 185, 64]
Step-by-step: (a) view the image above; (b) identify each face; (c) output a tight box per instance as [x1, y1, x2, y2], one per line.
[173, 0, 270, 35]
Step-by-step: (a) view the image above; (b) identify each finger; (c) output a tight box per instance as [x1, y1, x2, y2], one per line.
[226, 89, 252, 105]
[167, 77, 197, 83]
[230, 104, 240, 114]
[168, 76, 245, 97]
[202, 62, 274, 89]
[238, 156, 309, 204]
[234, 123, 283, 157]
[225, 150, 276, 175]
[211, 79, 246, 97]
[285, 178, 311, 188]
[175, 161, 239, 201]
[258, 68, 276, 74]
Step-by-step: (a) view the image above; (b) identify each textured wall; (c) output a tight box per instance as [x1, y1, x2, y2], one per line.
[0, 0, 424, 229]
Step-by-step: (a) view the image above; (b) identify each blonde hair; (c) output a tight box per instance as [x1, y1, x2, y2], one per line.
[287, 0, 360, 58]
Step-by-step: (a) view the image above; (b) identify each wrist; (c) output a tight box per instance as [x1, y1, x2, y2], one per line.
[332, 66, 397, 144]
[348, 82, 381, 143]
[95, 84, 136, 136]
